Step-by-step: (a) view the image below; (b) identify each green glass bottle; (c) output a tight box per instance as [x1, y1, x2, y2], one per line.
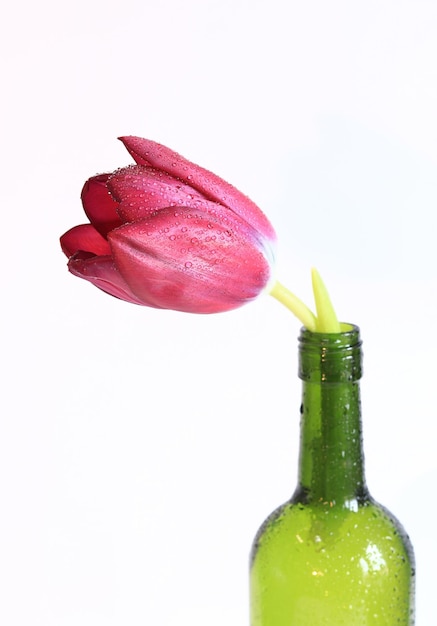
[250, 325, 415, 625]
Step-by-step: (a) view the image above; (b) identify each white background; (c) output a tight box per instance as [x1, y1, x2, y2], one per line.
[1, 0, 436, 624]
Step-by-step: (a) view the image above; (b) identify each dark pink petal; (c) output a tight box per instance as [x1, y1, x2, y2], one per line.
[81, 174, 123, 236]
[119, 136, 276, 242]
[67, 252, 157, 306]
[108, 207, 272, 314]
[60, 224, 111, 258]
[107, 165, 216, 222]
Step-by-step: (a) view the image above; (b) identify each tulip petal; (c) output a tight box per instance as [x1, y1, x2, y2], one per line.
[107, 165, 216, 222]
[81, 174, 123, 236]
[67, 251, 156, 306]
[60, 224, 111, 258]
[109, 207, 272, 313]
[119, 136, 276, 242]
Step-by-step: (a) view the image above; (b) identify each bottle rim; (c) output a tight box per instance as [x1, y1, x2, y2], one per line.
[298, 323, 362, 382]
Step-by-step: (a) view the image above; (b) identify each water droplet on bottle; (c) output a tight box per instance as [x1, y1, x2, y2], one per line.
[185, 261, 192, 268]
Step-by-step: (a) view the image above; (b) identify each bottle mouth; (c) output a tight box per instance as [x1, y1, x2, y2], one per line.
[298, 323, 363, 382]
[299, 323, 360, 343]
[339, 322, 355, 332]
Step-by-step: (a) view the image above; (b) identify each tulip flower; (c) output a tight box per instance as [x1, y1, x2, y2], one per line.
[60, 136, 277, 314]
[61, 136, 341, 331]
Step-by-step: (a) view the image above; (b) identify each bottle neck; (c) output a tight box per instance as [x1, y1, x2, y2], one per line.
[294, 325, 369, 508]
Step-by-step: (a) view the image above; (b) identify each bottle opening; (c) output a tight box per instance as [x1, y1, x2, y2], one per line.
[298, 323, 362, 383]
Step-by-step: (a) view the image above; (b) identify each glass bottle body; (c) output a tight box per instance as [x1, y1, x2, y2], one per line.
[250, 327, 415, 625]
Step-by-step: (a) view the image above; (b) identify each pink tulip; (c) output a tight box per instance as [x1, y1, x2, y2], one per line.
[60, 137, 276, 314]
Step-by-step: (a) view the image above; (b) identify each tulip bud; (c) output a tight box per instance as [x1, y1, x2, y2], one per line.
[60, 137, 276, 314]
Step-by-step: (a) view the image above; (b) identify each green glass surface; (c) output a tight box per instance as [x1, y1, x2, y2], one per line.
[250, 326, 415, 625]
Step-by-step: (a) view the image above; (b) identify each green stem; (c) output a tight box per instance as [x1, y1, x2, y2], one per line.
[269, 270, 341, 333]
[311, 268, 341, 333]
[269, 281, 317, 331]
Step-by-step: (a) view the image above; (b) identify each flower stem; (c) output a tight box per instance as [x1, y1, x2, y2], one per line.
[311, 268, 340, 333]
[269, 280, 317, 331]
[269, 269, 341, 333]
